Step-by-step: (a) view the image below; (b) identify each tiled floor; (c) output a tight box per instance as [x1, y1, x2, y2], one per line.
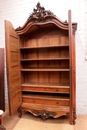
[2, 110, 87, 130]
[74, 115, 87, 130]
[2, 110, 20, 130]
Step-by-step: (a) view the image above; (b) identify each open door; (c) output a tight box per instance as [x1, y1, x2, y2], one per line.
[5, 20, 22, 115]
[0, 48, 5, 111]
[68, 10, 76, 124]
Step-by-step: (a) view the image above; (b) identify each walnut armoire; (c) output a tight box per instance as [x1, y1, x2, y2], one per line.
[5, 2, 77, 124]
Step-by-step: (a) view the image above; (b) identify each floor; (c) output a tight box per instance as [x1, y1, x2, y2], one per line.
[2, 110, 87, 130]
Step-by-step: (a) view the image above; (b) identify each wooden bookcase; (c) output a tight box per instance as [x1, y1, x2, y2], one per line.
[5, 3, 77, 124]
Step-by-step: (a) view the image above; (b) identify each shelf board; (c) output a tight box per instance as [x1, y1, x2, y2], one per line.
[20, 57, 69, 61]
[21, 68, 70, 71]
[22, 93, 70, 101]
[21, 83, 70, 94]
[21, 82, 70, 88]
[20, 44, 69, 50]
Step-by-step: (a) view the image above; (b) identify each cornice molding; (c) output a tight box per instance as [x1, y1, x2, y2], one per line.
[16, 2, 77, 35]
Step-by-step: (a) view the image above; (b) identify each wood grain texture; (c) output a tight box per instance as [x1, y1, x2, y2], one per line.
[5, 20, 21, 115]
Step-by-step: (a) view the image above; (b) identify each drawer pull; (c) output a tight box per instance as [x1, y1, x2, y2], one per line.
[56, 89, 58, 92]
[56, 102, 59, 104]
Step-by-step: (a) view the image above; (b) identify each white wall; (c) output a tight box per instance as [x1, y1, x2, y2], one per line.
[0, 0, 87, 115]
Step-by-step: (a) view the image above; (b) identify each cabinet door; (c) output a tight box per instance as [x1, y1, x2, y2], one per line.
[5, 20, 22, 115]
[68, 10, 76, 124]
[0, 48, 5, 111]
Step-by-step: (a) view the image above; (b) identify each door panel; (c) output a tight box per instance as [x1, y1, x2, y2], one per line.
[5, 20, 21, 115]
[0, 48, 5, 111]
[68, 10, 76, 124]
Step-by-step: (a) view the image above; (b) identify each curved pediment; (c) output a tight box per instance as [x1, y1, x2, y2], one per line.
[16, 2, 77, 35]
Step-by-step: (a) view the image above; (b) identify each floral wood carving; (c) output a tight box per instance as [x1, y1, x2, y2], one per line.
[28, 2, 54, 22]
[33, 110, 56, 120]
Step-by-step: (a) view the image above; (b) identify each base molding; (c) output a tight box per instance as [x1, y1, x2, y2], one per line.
[18, 103, 70, 120]
[17, 103, 76, 124]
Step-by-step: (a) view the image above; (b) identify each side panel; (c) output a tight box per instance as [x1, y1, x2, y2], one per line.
[0, 48, 5, 111]
[5, 20, 21, 115]
[68, 10, 76, 124]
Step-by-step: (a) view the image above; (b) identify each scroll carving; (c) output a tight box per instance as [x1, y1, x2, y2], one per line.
[28, 2, 54, 22]
[0, 125, 6, 130]
[73, 109, 76, 124]
[33, 110, 56, 120]
[72, 24, 77, 35]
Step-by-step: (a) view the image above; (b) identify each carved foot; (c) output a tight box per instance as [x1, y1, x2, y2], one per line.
[17, 107, 22, 118]
[66, 112, 69, 118]
[73, 109, 76, 125]
[0, 125, 6, 130]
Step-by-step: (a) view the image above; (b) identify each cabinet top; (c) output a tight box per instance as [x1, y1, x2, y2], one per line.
[16, 2, 77, 35]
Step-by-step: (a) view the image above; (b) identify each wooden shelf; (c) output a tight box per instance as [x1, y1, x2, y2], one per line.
[20, 44, 69, 50]
[21, 68, 70, 71]
[22, 93, 69, 106]
[21, 82, 70, 88]
[22, 93, 70, 101]
[20, 57, 69, 61]
[22, 83, 70, 94]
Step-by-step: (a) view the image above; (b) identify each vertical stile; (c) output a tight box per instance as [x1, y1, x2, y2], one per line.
[68, 10, 75, 124]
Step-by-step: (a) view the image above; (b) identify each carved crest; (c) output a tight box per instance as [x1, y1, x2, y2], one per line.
[16, 2, 77, 33]
[28, 2, 54, 22]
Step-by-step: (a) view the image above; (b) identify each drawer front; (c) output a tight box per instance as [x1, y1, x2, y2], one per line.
[22, 86, 70, 93]
[22, 96, 69, 106]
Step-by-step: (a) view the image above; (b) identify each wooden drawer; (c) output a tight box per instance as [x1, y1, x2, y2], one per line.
[22, 83, 70, 94]
[22, 94, 69, 106]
